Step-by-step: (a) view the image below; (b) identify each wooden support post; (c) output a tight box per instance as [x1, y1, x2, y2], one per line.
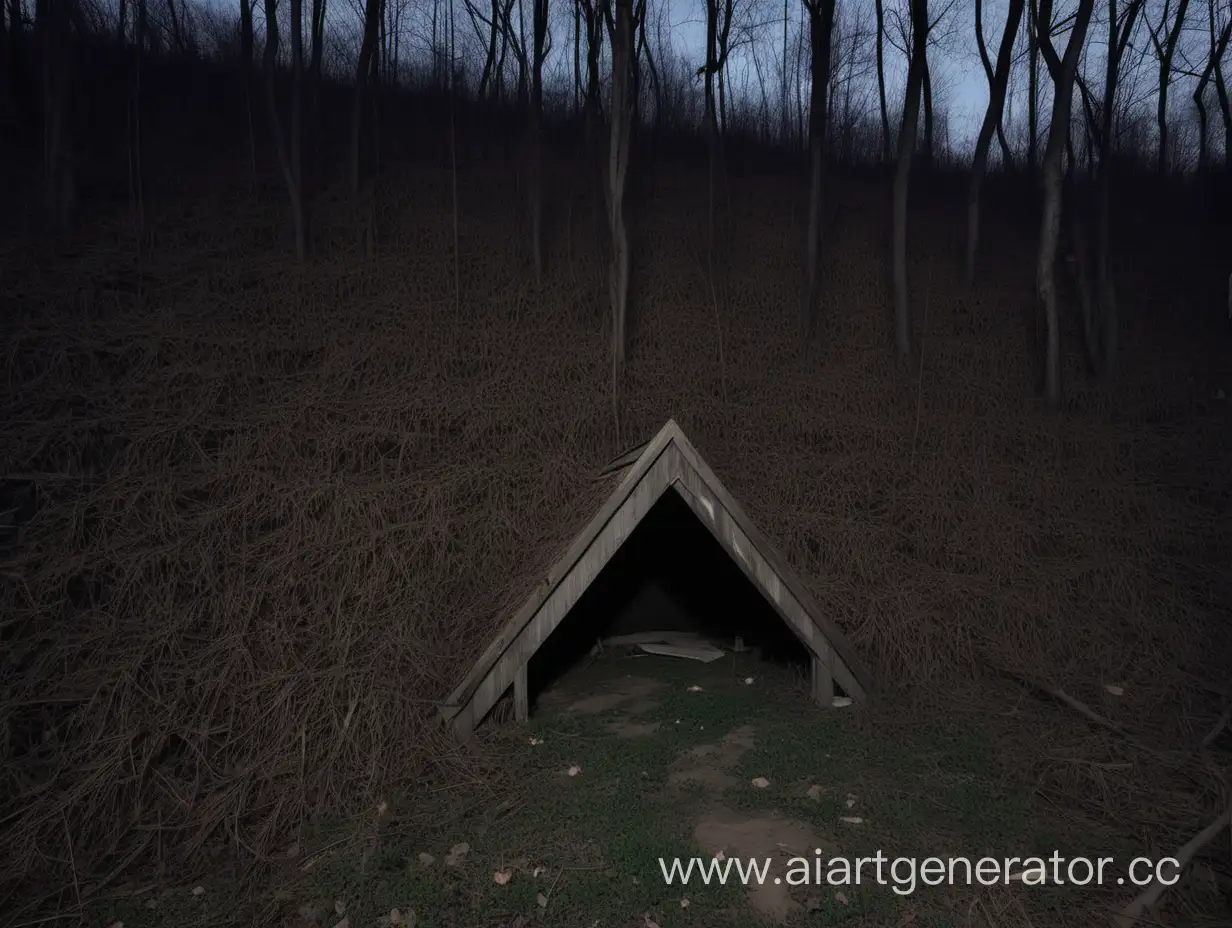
[513, 662, 529, 722]
[811, 640, 834, 708]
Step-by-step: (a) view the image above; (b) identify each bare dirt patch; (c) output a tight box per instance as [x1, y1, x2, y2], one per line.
[604, 719, 661, 738]
[694, 805, 832, 922]
[667, 725, 756, 793]
[542, 675, 663, 715]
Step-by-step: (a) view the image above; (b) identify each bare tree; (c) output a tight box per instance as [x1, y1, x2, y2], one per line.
[1034, 0, 1095, 405]
[37, 0, 75, 230]
[526, 0, 550, 281]
[239, 0, 256, 188]
[351, 0, 382, 194]
[605, 0, 635, 434]
[800, 0, 835, 342]
[974, 0, 1016, 168]
[1195, 0, 1232, 173]
[1028, 0, 1038, 174]
[1146, 0, 1191, 175]
[891, 0, 927, 359]
[965, 0, 1024, 287]
[1070, 0, 1143, 380]
[875, 0, 890, 160]
[263, 0, 307, 259]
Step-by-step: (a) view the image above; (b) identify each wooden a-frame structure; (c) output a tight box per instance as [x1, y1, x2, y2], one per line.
[440, 419, 874, 735]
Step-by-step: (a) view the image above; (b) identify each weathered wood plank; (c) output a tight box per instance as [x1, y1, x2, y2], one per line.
[460, 446, 682, 730]
[441, 421, 683, 718]
[514, 662, 528, 722]
[668, 431, 874, 698]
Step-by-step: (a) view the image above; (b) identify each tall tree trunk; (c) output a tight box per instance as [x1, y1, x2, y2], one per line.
[973, 0, 1014, 169]
[528, 0, 547, 282]
[351, 0, 381, 193]
[1215, 58, 1231, 173]
[966, 0, 1024, 286]
[875, 0, 889, 161]
[605, 0, 634, 422]
[240, 0, 255, 189]
[1027, 0, 1038, 176]
[1034, 0, 1094, 405]
[891, 0, 928, 359]
[704, 0, 719, 255]
[800, 0, 835, 342]
[264, 0, 306, 259]
[308, 0, 326, 187]
[38, 0, 74, 230]
[1196, 14, 1232, 174]
[1149, 0, 1190, 176]
[920, 51, 933, 165]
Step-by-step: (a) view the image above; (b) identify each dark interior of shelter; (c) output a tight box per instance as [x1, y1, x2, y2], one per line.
[525, 486, 817, 709]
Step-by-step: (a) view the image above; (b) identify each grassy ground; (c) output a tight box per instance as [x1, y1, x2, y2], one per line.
[93, 652, 1166, 928]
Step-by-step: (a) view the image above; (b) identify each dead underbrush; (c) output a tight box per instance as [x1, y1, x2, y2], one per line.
[0, 156, 1229, 921]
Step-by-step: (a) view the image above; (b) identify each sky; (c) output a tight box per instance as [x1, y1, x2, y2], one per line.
[189, 0, 1220, 158]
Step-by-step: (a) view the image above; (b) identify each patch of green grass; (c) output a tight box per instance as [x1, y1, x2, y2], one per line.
[91, 656, 1080, 927]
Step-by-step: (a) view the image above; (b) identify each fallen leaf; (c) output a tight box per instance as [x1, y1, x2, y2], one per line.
[744, 677, 755, 684]
[845, 796, 857, 808]
[529, 737, 544, 746]
[806, 785, 824, 801]
[444, 843, 470, 867]
[537, 892, 548, 908]
[680, 897, 690, 908]
[835, 891, 850, 905]
[567, 765, 582, 777]
[751, 776, 771, 788]
[532, 865, 546, 877]
[643, 916, 661, 928]
[417, 852, 435, 867]
[840, 816, 863, 825]
[493, 869, 512, 885]
[714, 849, 727, 861]
[191, 886, 205, 896]
[832, 697, 853, 708]
[687, 685, 703, 692]
[334, 900, 346, 916]
[377, 800, 389, 817]
[1104, 684, 1124, 697]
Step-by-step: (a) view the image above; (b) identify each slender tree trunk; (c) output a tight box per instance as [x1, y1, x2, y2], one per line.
[875, 0, 889, 161]
[351, 0, 382, 193]
[892, 0, 928, 359]
[920, 53, 933, 165]
[801, 0, 835, 342]
[528, 0, 547, 282]
[966, 0, 1024, 286]
[1196, 18, 1232, 174]
[308, 0, 326, 187]
[240, 0, 256, 189]
[1028, 0, 1038, 176]
[263, 0, 306, 259]
[606, 0, 634, 415]
[1034, 0, 1094, 405]
[39, 0, 75, 230]
[974, 0, 1015, 169]
[1151, 0, 1190, 176]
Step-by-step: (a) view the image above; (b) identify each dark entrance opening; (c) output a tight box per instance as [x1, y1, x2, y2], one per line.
[526, 486, 817, 710]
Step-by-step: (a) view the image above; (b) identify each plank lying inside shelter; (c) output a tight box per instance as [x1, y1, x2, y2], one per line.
[637, 641, 726, 662]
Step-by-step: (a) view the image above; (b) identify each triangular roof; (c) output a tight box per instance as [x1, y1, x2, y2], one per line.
[441, 419, 874, 734]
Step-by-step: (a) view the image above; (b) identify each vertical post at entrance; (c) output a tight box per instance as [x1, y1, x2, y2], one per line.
[811, 639, 834, 707]
[514, 662, 529, 722]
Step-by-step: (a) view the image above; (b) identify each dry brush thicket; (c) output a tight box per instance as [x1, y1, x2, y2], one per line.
[1, 132, 1229, 911]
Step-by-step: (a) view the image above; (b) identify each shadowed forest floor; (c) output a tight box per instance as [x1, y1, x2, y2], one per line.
[1, 128, 1230, 925]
